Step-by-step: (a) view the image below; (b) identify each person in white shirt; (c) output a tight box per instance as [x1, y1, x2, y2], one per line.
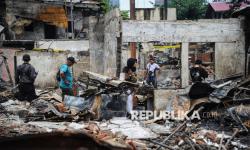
[145, 58, 161, 88]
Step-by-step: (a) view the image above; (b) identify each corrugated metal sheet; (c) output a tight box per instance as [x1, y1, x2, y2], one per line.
[210, 2, 230, 12]
[210, 2, 249, 12]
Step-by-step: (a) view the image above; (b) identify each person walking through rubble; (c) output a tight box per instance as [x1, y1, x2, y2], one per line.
[15, 54, 38, 101]
[145, 57, 161, 88]
[190, 59, 208, 83]
[122, 58, 138, 118]
[59, 57, 76, 100]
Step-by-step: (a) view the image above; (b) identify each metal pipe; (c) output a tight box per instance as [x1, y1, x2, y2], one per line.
[130, 0, 136, 58]
[14, 55, 17, 85]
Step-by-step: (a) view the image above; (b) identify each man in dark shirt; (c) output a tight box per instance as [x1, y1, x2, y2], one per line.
[190, 60, 208, 83]
[15, 54, 38, 101]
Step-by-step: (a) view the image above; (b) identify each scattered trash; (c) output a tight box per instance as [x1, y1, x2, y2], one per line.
[0, 71, 250, 149]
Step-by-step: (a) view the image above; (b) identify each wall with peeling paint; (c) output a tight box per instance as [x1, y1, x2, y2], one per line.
[89, 9, 121, 77]
[89, 16, 105, 75]
[16, 51, 68, 88]
[15, 51, 89, 88]
[104, 9, 121, 77]
[0, 49, 89, 88]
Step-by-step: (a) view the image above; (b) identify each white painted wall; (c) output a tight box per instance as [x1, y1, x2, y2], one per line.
[122, 19, 243, 43]
[35, 40, 89, 51]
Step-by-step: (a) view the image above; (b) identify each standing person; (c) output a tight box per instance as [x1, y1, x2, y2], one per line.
[122, 58, 137, 118]
[15, 54, 38, 101]
[59, 57, 76, 100]
[190, 60, 208, 83]
[145, 57, 161, 88]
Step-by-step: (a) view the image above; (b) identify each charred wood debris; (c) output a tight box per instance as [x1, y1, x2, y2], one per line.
[0, 71, 250, 149]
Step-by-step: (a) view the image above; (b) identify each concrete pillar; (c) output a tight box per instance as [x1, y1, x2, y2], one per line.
[181, 42, 189, 88]
[135, 10, 144, 20]
[167, 8, 177, 21]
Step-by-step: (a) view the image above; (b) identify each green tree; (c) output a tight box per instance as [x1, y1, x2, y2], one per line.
[100, 0, 111, 14]
[170, 0, 207, 20]
[121, 11, 129, 20]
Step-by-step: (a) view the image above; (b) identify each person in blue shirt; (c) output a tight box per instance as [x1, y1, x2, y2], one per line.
[59, 57, 76, 100]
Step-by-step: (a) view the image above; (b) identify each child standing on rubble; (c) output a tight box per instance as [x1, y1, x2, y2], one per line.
[58, 57, 76, 100]
[122, 58, 138, 118]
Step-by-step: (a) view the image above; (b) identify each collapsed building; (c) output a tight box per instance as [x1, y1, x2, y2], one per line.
[0, 0, 250, 150]
[0, 0, 100, 40]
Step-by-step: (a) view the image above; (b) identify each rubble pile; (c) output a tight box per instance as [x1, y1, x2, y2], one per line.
[0, 72, 250, 149]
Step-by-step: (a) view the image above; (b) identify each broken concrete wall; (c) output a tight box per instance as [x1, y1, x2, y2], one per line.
[4, 0, 68, 40]
[89, 9, 121, 77]
[89, 16, 105, 75]
[104, 9, 121, 77]
[122, 19, 242, 43]
[5, 1, 67, 28]
[154, 90, 190, 119]
[5, 0, 42, 20]
[122, 19, 245, 86]
[215, 42, 245, 79]
[3, 0, 99, 40]
[69, 10, 90, 39]
[17, 22, 45, 40]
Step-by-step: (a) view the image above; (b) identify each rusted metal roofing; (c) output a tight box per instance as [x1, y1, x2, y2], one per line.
[37, 6, 68, 28]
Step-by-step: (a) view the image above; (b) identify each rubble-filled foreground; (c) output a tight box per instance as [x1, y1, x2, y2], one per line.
[0, 72, 250, 149]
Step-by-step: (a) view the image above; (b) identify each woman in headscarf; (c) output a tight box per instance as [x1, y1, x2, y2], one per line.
[122, 58, 137, 118]
[122, 58, 137, 82]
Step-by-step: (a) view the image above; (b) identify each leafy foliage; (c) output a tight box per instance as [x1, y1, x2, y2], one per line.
[170, 0, 207, 20]
[121, 11, 129, 20]
[100, 0, 111, 14]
